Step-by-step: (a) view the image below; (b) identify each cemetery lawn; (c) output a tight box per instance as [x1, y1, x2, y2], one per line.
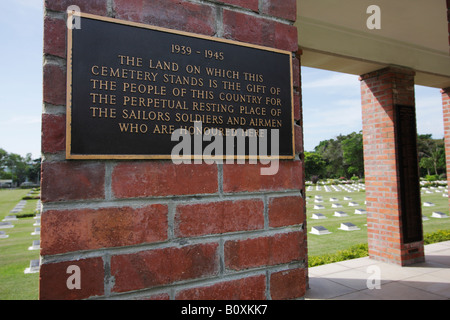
[0, 189, 40, 300]
[306, 186, 450, 257]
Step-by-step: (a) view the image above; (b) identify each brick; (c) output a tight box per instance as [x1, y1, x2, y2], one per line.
[41, 114, 66, 153]
[293, 91, 301, 121]
[135, 293, 170, 300]
[176, 275, 266, 300]
[111, 243, 219, 293]
[41, 161, 105, 202]
[44, 16, 66, 58]
[292, 56, 300, 89]
[223, 161, 302, 193]
[112, 162, 218, 198]
[224, 232, 304, 270]
[41, 205, 168, 255]
[361, 67, 424, 266]
[294, 124, 303, 155]
[268, 196, 303, 228]
[114, 0, 216, 36]
[175, 199, 264, 237]
[260, 0, 297, 21]
[218, 0, 259, 12]
[43, 63, 66, 106]
[39, 258, 104, 300]
[270, 268, 306, 300]
[44, 0, 108, 15]
[222, 9, 297, 52]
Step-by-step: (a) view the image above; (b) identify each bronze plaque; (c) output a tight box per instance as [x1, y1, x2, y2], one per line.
[66, 13, 294, 160]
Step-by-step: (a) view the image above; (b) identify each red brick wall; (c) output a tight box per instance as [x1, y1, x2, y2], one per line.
[41, 0, 305, 300]
[442, 88, 450, 208]
[360, 67, 424, 266]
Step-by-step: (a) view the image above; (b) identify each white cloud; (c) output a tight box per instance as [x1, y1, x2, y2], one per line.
[302, 73, 359, 89]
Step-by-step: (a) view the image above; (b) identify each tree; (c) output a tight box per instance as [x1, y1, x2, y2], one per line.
[342, 131, 364, 178]
[314, 132, 364, 179]
[417, 135, 445, 177]
[304, 151, 326, 180]
[0, 148, 41, 185]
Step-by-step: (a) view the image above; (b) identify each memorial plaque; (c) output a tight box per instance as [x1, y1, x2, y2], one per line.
[66, 13, 294, 159]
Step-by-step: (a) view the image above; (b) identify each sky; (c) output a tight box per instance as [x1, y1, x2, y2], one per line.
[301, 67, 444, 151]
[0, 1, 445, 158]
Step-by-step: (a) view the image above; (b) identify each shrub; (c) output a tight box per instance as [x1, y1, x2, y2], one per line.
[424, 230, 450, 245]
[309, 231, 450, 268]
[308, 243, 369, 267]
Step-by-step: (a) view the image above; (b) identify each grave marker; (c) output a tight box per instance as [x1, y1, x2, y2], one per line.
[431, 211, 449, 219]
[310, 226, 332, 235]
[2, 215, 18, 221]
[311, 213, 327, 219]
[334, 211, 348, 217]
[0, 222, 14, 229]
[338, 222, 360, 231]
[24, 259, 40, 274]
[28, 240, 40, 251]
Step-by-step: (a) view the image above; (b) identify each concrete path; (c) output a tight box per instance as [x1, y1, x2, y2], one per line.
[306, 240, 450, 300]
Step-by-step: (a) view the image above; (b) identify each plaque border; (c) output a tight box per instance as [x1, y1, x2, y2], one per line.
[66, 12, 295, 160]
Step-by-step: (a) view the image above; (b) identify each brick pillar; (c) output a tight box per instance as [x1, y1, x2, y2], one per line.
[442, 88, 450, 206]
[40, 0, 305, 300]
[360, 67, 424, 266]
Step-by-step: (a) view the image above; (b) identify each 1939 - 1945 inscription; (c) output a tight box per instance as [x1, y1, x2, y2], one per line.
[66, 13, 294, 159]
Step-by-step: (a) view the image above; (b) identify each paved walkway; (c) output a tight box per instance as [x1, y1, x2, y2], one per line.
[306, 240, 450, 300]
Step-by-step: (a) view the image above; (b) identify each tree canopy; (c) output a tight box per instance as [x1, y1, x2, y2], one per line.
[305, 132, 446, 181]
[0, 148, 40, 186]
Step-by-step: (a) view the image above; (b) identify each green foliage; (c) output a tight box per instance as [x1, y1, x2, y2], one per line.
[307, 131, 364, 180]
[308, 243, 369, 267]
[417, 135, 446, 177]
[423, 230, 450, 245]
[309, 230, 450, 268]
[305, 132, 446, 182]
[0, 148, 40, 186]
[304, 152, 326, 179]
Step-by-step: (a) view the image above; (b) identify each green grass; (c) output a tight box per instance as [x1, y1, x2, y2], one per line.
[1, 185, 450, 299]
[0, 188, 40, 300]
[306, 184, 450, 257]
[306, 187, 369, 257]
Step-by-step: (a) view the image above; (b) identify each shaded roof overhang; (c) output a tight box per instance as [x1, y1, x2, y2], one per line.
[296, 0, 450, 88]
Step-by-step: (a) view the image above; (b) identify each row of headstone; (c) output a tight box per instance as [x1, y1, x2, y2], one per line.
[36, 200, 41, 213]
[311, 211, 448, 220]
[10, 200, 26, 214]
[306, 184, 366, 193]
[313, 204, 366, 212]
[310, 222, 361, 235]
[26, 215, 41, 273]
[311, 210, 366, 219]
